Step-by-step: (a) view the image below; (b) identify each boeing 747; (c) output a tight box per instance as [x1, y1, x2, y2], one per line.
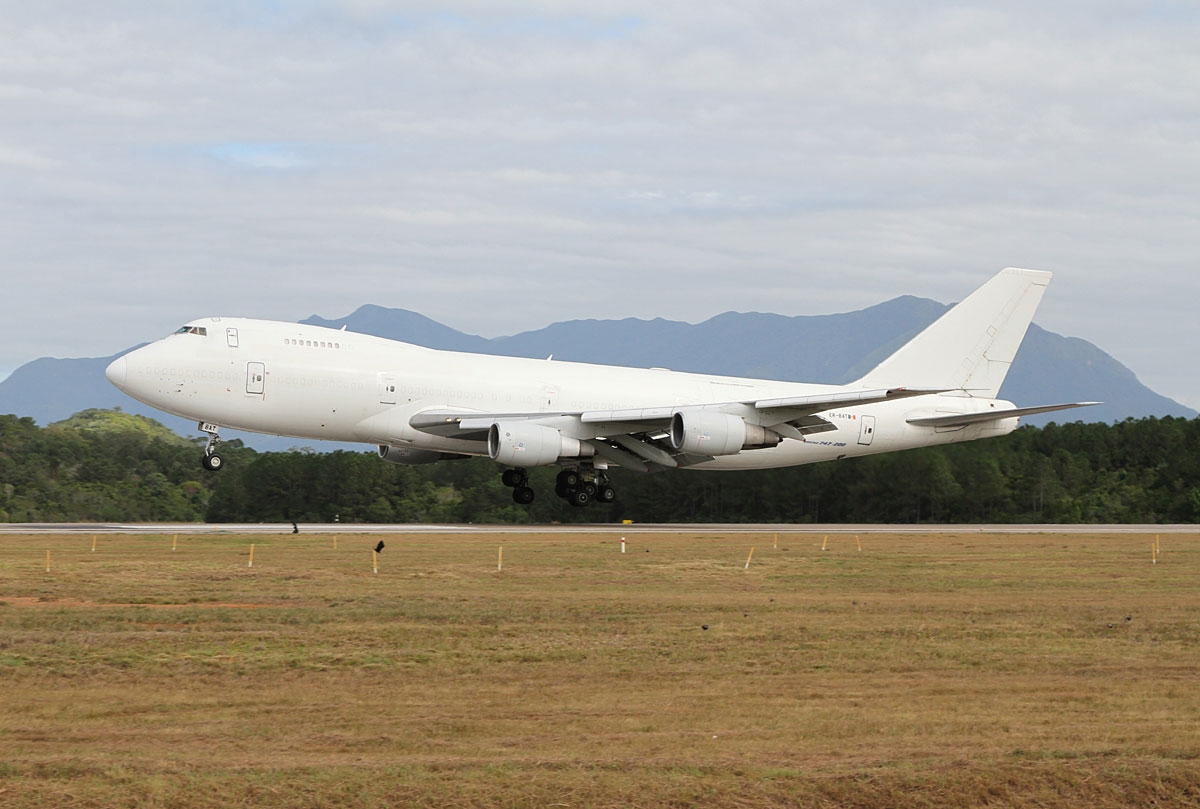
[105, 268, 1096, 506]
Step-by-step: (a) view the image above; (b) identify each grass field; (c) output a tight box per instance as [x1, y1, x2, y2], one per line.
[1, 528, 1198, 807]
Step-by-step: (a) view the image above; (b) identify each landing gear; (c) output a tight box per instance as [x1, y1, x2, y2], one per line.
[199, 422, 224, 472]
[501, 467, 535, 504]
[500, 465, 617, 507]
[556, 467, 616, 507]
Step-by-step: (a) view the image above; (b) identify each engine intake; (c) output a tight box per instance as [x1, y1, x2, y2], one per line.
[487, 422, 595, 467]
[669, 411, 781, 456]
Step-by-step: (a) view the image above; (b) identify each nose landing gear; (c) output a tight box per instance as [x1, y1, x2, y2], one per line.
[199, 422, 224, 472]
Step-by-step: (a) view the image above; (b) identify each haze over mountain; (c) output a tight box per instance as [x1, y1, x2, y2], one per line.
[1, 296, 1191, 452]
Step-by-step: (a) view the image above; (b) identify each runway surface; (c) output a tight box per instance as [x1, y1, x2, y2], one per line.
[1, 522, 1195, 534]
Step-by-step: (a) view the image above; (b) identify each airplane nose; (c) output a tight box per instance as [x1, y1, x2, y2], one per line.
[105, 356, 128, 389]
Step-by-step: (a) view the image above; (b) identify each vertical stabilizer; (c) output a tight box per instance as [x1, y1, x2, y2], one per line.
[854, 268, 1050, 398]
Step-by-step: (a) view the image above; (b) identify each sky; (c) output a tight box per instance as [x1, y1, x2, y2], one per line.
[2, 1, 1198, 409]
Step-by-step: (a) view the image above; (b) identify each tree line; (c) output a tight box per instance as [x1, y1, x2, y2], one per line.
[2, 409, 1198, 524]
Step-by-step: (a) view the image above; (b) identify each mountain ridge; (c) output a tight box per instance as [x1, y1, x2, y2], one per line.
[0, 297, 1191, 451]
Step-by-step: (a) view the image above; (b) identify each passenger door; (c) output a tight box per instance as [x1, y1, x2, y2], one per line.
[246, 362, 266, 396]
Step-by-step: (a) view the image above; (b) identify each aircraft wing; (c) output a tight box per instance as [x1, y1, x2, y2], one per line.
[905, 401, 1101, 427]
[409, 387, 943, 471]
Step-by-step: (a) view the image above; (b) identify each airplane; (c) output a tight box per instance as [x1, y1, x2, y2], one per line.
[105, 268, 1097, 507]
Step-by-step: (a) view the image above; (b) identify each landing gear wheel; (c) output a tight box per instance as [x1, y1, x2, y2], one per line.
[512, 486, 535, 505]
[501, 468, 529, 488]
[597, 485, 616, 503]
[202, 453, 224, 472]
[569, 488, 591, 507]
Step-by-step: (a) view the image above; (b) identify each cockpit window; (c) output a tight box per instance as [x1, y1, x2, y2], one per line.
[174, 326, 208, 336]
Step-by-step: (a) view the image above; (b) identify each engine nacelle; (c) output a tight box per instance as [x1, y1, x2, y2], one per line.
[378, 445, 461, 465]
[487, 422, 594, 467]
[669, 411, 781, 456]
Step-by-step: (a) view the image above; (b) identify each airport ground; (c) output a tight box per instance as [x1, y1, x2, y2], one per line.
[1, 526, 1198, 807]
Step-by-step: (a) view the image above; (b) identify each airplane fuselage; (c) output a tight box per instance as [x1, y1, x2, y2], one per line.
[107, 316, 1015, 471]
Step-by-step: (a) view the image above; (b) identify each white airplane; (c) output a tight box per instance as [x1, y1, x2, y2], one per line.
[106, 268, 1096, 507]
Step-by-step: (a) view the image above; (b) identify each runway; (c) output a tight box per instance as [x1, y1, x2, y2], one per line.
[1, 522, 1195, 534]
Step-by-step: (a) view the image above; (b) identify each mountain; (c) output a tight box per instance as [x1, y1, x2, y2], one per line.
[302, 300, 1194, 427]
[0, 298, 1192, 452]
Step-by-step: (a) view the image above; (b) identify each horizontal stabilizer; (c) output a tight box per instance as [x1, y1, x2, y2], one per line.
[906, 401, 1101, 428]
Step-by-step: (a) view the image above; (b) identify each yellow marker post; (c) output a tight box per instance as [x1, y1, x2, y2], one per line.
[744, 547, 755, 570]
[91, 535, 97, 553]
[372, 549, 378, 574]
[45, 550, 51, 573]
[773, 532, 778, 550]
[821, 535, 828, 551]
[172, 534, 178, 552]
[248, 544, 255, 569]
[498, 546, 503, 573]
[856, 534, 862, 552]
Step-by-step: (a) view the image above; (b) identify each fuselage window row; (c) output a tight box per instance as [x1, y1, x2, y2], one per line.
[282, 339, 342, 349]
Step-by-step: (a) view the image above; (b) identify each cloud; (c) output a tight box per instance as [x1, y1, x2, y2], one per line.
[1, 2, 1198, 408]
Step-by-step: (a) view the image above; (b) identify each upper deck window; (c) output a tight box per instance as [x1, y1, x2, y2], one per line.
[174, 326, 208, 336]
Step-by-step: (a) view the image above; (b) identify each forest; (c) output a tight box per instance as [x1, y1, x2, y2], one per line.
[2, 408, 1198, 524]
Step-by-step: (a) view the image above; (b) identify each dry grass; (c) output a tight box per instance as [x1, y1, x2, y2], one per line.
[1, 529, 1198, 807]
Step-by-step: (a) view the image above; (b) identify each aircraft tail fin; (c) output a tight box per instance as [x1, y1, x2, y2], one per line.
[854, 268, 1050, 399]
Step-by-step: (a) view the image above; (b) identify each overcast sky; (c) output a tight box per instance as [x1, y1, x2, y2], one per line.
[2, 1, 1198, 409]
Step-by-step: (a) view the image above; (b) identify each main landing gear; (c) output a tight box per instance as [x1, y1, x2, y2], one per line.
[499, 466, 618, 507]
[501, 468, 535, 505]
[199, 423, 224, 472]
[555, 468, 616, 507]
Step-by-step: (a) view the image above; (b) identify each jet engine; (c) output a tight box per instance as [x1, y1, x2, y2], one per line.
[377, 445, 466, 465]
[669, 411, 781, 456]
[487, 422, 595, 466]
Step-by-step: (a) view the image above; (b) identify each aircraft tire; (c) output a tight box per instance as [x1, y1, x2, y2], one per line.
[202, 453, 224, 472]
[597, 485, 616, 503]
[512, 486, 535, 505]
[569, 489, 591, 507]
